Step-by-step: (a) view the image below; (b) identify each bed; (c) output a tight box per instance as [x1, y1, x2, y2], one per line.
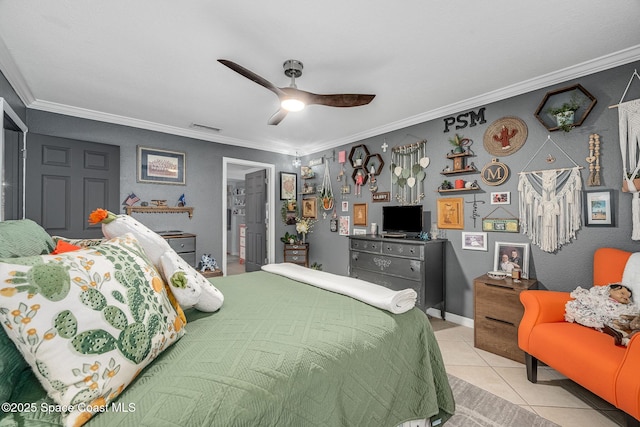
[4, 269, 454, 426]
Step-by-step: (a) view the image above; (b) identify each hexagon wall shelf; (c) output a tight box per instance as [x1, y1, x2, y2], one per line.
[534, 84, 597, 132]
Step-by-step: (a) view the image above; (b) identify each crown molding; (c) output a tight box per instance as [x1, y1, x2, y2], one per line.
[308, 44, 640, 155]
[27, 99, 292, 155]
[0, 36, 35, 105]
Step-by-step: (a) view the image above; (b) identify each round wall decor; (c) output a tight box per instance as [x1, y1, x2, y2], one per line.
[483, 116, 527, 156]
[481, 158, 509, 186]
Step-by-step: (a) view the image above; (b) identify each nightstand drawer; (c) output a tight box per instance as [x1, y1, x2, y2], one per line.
[475, 281, 523, 323]
[475, 316, 524, 363]
[167, 236, 195, 254]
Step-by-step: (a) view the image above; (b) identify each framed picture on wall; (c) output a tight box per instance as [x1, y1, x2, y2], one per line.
[280, 172, 297, 200]
[583, 190, 615, 227]
[339, 216, 350, 236]
[137, 146, 185, 185]
[462, 232, 487, 251]
[493, 242, 530, 278]
[302, 197, 317, 219]
[437, 197, 464, 229]
[353, 203, 368, 226]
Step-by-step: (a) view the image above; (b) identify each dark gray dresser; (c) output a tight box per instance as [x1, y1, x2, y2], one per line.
[348, 235, 446, 317]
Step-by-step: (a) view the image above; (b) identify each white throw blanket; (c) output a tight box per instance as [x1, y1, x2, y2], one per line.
[261, 263, 417, 314]
[622, 252, 640, 298]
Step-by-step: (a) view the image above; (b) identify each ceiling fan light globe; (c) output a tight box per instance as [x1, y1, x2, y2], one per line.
[281, 98, 305, 112]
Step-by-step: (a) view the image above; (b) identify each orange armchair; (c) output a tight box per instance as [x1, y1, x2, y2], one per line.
[518, 248, 640, 427]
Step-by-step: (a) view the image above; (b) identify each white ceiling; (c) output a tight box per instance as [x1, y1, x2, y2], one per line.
[1, 1, 639, 156]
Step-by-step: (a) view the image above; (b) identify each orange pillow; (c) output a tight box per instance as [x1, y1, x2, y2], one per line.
[51, 240, 82, 254]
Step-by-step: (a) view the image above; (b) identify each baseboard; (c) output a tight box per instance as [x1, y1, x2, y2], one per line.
[426, 308, 474, 329]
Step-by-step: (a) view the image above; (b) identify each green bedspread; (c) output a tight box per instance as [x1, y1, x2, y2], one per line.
[4, 271, 454, 426]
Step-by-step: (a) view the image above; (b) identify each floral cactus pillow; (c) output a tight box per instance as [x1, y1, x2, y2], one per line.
[0, 233, 185, 427]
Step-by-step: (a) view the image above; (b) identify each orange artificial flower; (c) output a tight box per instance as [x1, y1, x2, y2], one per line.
[88, 209, 109, 224]
[88, 208, 116, 225]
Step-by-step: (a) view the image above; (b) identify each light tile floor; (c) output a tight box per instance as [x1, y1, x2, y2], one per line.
[430, 317, 626, 427]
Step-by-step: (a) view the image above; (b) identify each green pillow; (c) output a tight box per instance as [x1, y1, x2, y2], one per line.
[0, 327, 29, 404]
[0, 219, 55, 258]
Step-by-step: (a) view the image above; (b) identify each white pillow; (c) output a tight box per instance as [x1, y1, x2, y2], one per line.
[622, 252, 640, 301]
[160, 250, 224, 312]
[159, 251, 202, 308]
[0, 234, 185, 427]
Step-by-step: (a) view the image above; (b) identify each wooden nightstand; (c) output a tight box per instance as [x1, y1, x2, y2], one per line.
[200, 269, 223, 278]
[474, 274, 538, 363]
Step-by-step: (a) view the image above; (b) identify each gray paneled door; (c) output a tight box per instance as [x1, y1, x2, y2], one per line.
[244, 169, 266, 272]
[25, 133, 120, 238]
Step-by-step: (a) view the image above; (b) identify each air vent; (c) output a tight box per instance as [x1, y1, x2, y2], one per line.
[190, 123, 221, 132]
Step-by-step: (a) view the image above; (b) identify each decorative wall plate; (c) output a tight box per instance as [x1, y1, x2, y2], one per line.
[481, 158, 509, 186]
[483, 116, 527, 156]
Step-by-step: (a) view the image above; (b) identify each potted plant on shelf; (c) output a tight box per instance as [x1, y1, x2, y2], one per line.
[547, 99, 580, 132]
[354, 151, 364, 166]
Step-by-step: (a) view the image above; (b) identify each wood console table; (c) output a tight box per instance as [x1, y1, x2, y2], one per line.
[125, 206, 194, 218]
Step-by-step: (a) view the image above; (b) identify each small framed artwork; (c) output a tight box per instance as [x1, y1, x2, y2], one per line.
[280, 172, 297, 200]
[353, 203, 368, 226]
[493, 241, 530, 278]
[341, 201, 349, 212]
[137, 146, 185, 185]
[584, 190, 615, 227]
[339, 216, 350, 236]
[352, 228, 367, 235]
[437, 197, 464, 229]
[490, 191, 511, 205]
[302, 197, 317, 219]
[330, 218, 338, 232]
[462, 232, 488, 251]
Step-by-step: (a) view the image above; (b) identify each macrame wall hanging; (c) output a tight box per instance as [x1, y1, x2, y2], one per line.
[518, 135, 583, 253]
[586, 133, 602, 186]
[390, 139, 429, 205]
[611, 69, 640, 239]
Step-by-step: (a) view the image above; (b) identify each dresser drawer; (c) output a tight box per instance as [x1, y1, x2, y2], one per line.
[167, 236, 196, 254]
[350, 251, 422, 281]
[350, 238, 381, 253]
[475, 281, 524, 324]
[351, 267, 424, 309]
[381, 242, 424, 259]
[284, 254, 307, 264]
[284, 248, 307, 257]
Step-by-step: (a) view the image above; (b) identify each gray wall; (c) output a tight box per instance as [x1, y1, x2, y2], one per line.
[301, 60, 640, 320]
[3, 61, 640, 321]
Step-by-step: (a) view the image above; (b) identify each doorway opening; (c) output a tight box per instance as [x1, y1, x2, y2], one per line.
[222, 157, 276, 276]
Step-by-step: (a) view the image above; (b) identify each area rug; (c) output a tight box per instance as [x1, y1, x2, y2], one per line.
[446, 374, 560, 427]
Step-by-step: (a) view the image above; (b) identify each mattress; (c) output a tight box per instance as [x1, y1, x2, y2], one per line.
[4, 271, 454, 426]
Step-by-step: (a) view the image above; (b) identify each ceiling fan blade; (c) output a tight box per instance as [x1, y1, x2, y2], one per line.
[268, 109, 288, 126]
[218, 59, 286, 97]
[304, 92, 376, 107]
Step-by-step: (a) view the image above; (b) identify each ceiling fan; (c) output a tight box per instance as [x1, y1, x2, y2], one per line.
[218, 59, 376, 125]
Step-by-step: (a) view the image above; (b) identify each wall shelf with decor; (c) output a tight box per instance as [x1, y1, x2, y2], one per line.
[125, 206, 194, 218]
[437, 186, 480, 194]
[438, 150, 480, 193]
[534, 84, 597, 132]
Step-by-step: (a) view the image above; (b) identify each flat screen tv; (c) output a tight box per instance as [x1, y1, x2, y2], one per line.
[382, 205, 423, 237]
